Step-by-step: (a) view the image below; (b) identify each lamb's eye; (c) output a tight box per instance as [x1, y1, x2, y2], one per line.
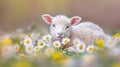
[53, 24, 55, 27]
[66, 26, 69, 28]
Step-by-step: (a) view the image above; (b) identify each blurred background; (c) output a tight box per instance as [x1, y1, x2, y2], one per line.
[0, 0, 120, 32]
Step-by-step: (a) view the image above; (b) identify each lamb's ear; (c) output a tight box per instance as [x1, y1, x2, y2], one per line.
[42, 14, 53, 24]
[70, 16, 81, 25]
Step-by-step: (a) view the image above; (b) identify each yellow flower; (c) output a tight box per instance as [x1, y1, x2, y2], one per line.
[51, 51, 67, 63]
[51, 51, 62, 60]
[11, 61, 32, 67]
[0, 37, 12, 45]
[62, 37, 70, 45]
[111, 62, 120, 67]
[96, 38, 104, 48]
[114, 33, 120, 37]
[53, 41, 61, 48]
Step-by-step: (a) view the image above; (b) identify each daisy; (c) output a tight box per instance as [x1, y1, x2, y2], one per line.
[105, 38, 117, 48]
[25, 33, 34, 38]
[18, 53, 26, 59]
[20, 38, 24, 44]
[34, 46, 40, 52]
[26, 32, 40, 41]
[76, 41, 86, 53]
[23, 37, 33, 46]
[14, 44, 20, 52]
[86, 45, 97, 53]
[53, 40, 61, 48]
[62, 37, 70, 45]
[43, 34, 52, 42]
[44, 48, 55, 57]
[73, 38, 81, 45]
[25, 45, 34, 54]
[37, 40, 46, 48]
[32, 33, 41, 40]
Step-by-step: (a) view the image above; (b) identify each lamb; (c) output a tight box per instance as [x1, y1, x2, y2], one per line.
[42, 14, 106, 47]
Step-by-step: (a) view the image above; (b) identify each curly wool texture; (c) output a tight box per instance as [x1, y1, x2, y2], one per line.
[71, 22, 105, 45]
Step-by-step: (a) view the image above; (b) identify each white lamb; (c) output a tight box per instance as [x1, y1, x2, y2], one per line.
[42, 14, 105, 46]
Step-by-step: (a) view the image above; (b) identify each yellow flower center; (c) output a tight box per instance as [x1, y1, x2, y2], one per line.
[16, 47, 19, 51]
[19, 55, 24, 59]
[64, 40, 68, 44]
[20, 38, 24, 42]
[74, 41, 78, 44]
[79, 45, 83, 50]
[55, 43, 59, 47]
[39, 42, 44, 46]
[27, 33, 32, 37]
[26, 40, 30, 44]
[93, 48, 97, 51]
[109, 40, 113, 45]
[88, 47, 93, 51]
[46, 36, 50, 40]
[28, 47, 32, 50]
[35, 47, 39, 51]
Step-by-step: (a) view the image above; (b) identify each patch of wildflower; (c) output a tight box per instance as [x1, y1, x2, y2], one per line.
[0, 29, 120, 67]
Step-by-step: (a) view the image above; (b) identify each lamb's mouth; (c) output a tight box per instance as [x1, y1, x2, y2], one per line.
[57, 36, 64, 39]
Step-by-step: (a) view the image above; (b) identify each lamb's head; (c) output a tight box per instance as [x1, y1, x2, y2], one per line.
[42, 14, 81, 39]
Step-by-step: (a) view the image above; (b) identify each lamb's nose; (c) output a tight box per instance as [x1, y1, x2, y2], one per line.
[57, 33, 63, 36]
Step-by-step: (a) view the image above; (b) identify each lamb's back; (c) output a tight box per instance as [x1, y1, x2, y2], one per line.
[71, 21, 105, 45]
